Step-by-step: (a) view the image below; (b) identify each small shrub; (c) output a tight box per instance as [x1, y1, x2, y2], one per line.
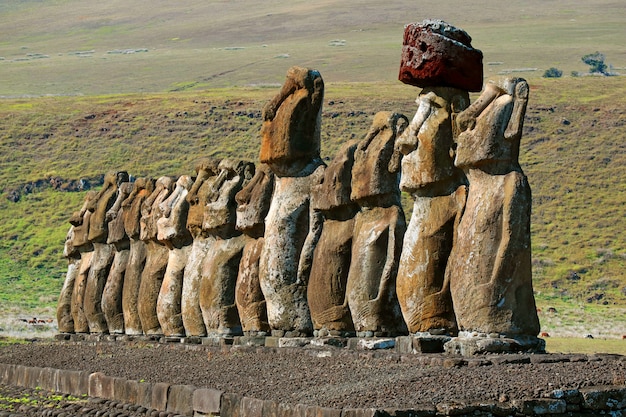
[543, 67, 563, 78]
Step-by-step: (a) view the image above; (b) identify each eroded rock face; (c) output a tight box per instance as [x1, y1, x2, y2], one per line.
[399, 19, 483, 92]
[181, 159, 219, 337]
[259, 66, 326, 336]
[235, 164, 274, 334]
[57, 226, 80, 333]
[83, 172, 129, 333]
[101, 181, 133, 334]
[121, 178, 155, 335]
[347, 112, 408, 337]
[395, 87, 470, 335]
[156, 175, 194, 337]
[137, 176, 174, 335]
[448, 78, 540, 336]
[308, 140, 360, 334]
[199, 159, 253, 336]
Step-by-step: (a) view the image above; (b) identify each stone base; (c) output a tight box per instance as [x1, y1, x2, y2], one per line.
[396, 335, 452, 354]
[444, 334, 546, 356]
[310, 337, 348, 348]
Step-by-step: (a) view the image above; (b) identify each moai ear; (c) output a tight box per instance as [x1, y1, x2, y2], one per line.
[504, 78, 529, 142]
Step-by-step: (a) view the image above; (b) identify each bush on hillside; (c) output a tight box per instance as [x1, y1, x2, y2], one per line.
[543, 67, 563, 78]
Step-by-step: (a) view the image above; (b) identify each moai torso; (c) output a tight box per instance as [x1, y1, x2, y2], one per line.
[448, 78, 540, 336]
[346, 111, 408, 337]
[308, 140, 360, 335]
[181, 160, 220, 337]
[83, 171, 129, 333]
[156, 175, 194, 337]
[69, 191, 97, 333]
[199, 159, 253, 336]
[137, 176, 174, 335]
[121, 178, 155, 335]
[102, 180, 133, 334]
[57, 225, 80, 333]
[395, 19, 483, 336]
[258, 66, 326, 337]
[234, 163, 274, 335]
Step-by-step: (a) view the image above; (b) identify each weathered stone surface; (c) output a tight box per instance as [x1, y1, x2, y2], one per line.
[82, 172, 128, 333]
[260, 66, 324, 175]
[121, 178, 154, 335]
[57, 226, 80, 333]
[101, 181, 133, 334]
[156, 175, 194, 337]
[235, 164, 273, 334]
[83, 241, 115, 333]
[192, 387, 223, 415]
[181, 160, 220, 337]
[200, 160, 252, 336]
[166, 384, 196, 416]
[69, 191, 97, 333]
[308, 140, 359, 334]
[396, 87, 469, 335]
[138, 176, 174, 335]
[259, 66, 326, 336]
[347, 112, 408, 337]
[449, 78, 540, 336]
[444, 334, 545, 356]
[399, 19, 483, 92]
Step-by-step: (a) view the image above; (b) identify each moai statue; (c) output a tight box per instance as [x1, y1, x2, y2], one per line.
[395, 19, 483, 335]
[258, 66, 326, 337]
[83, 171, 129, 333]
[181, 159, 220, 337]
[101, 180, 133, 334]
[121, 178, 155, 335]
[308, 140, 360, 337]
[137, 176, 174, 336]
[155, 174, 194, 337]
[69, 191, 97, 333]
[199, 159, 253, 336]
[346, 111, 408, 337]
[234, 163, 274, 335]
[447, 77, 540, 338]
[57, 225, 80, 333]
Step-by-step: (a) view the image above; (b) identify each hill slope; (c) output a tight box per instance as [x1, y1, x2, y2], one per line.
[0, 78, 625, 338]
[1, 0, 625, 95]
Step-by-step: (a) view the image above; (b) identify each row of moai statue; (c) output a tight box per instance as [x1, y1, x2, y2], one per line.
[57, 20, 540, 341]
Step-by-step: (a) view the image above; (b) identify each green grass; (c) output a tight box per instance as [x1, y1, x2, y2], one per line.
[545, 337, 626, 355]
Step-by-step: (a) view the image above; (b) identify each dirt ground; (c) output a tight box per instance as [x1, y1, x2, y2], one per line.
[0, 339, 624, 411]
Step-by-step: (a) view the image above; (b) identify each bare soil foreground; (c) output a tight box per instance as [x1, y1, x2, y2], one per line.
[0, 339, 624, 411]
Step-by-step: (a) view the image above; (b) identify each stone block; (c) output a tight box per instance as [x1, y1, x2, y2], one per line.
[308, 407, 342, 417]
[192, 388, 223, 415]
[151, 382, 170, 411]
[24, 366, 43, 389]
[511, 399, 566, 415]
[14, 365, 26, 387]
[394, 337, 413, 354]
[357, 338, 395, 350]
[89, 371, 114, 399]
[278, 337, 311, 348]
[167, 384, 196, 416]
[580, 386, 626, 411]
[380, 408, 436, 417]
[136, 381, 153, 408]
[264, 337, 281, 348]
[38, 367, 58, 392]
[220, 392, 242, 417]
[241, 396, 264, 417]
[262, 399, 280, 417]
[114, 378, 139, 404]
[340, 409, 382, 417]
[399, 20, 483, 92]
[413, 336, 450, 353]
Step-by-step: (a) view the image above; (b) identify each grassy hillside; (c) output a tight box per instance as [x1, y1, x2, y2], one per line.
[0, 78, 625, 339]
[1, 0, 625, 95]
[0, 1, 625, 340]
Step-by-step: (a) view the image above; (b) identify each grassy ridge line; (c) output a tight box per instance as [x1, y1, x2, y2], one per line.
[0, 78, 624, 338]
[0, 0, 625, 95]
